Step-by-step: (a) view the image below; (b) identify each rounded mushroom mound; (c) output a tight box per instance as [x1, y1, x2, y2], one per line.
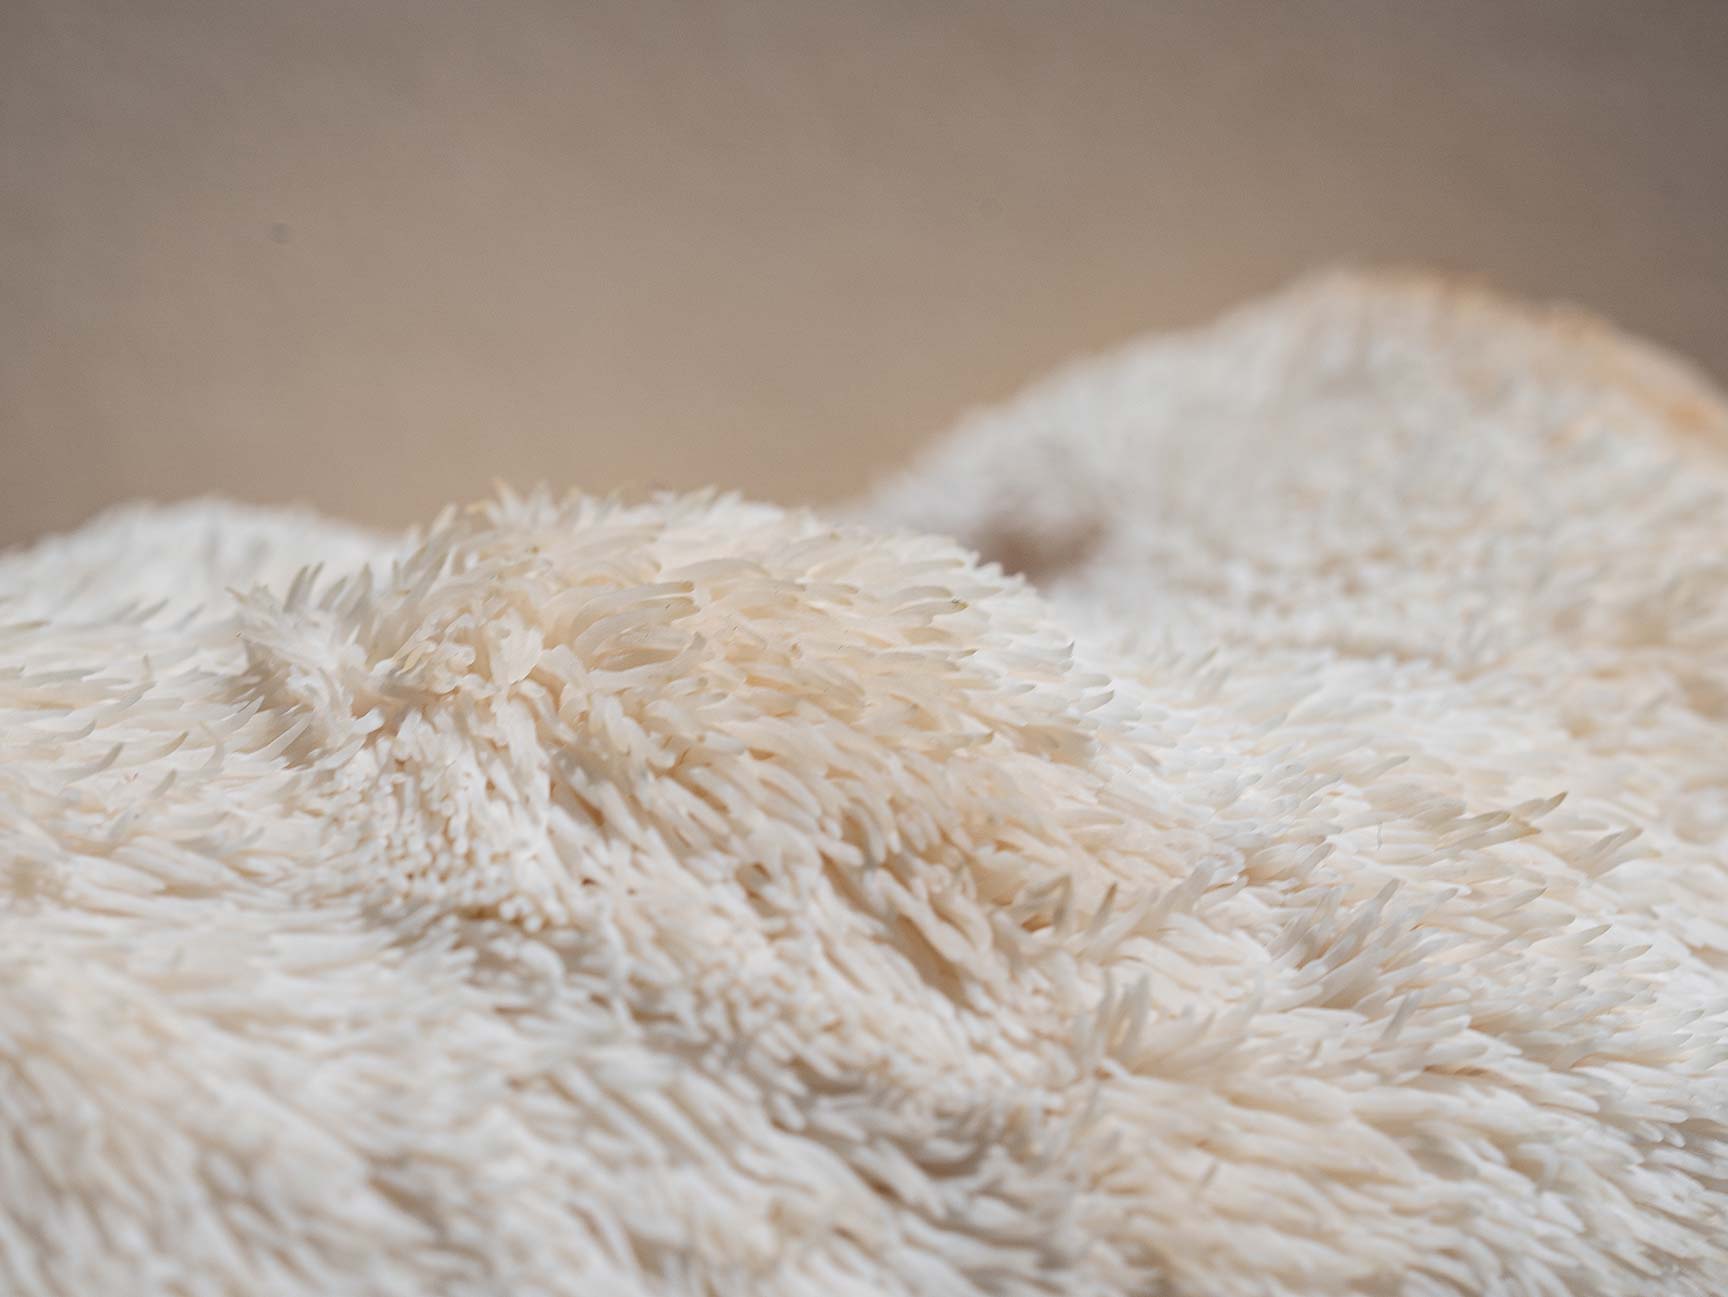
[8, 476, 1728, 1297]
[235, 493, 1141, 936]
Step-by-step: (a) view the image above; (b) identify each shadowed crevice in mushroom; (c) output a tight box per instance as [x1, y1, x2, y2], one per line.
[972, 515, 1106, 586]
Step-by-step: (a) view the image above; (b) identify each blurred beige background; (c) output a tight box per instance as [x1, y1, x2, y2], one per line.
[3, 0, 1726, 547]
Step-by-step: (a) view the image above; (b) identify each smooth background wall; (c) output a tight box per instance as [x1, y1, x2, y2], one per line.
[4, 0, 1726, 545]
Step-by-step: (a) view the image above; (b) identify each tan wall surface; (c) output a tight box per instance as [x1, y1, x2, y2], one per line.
[4, 0, 1726, 546]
